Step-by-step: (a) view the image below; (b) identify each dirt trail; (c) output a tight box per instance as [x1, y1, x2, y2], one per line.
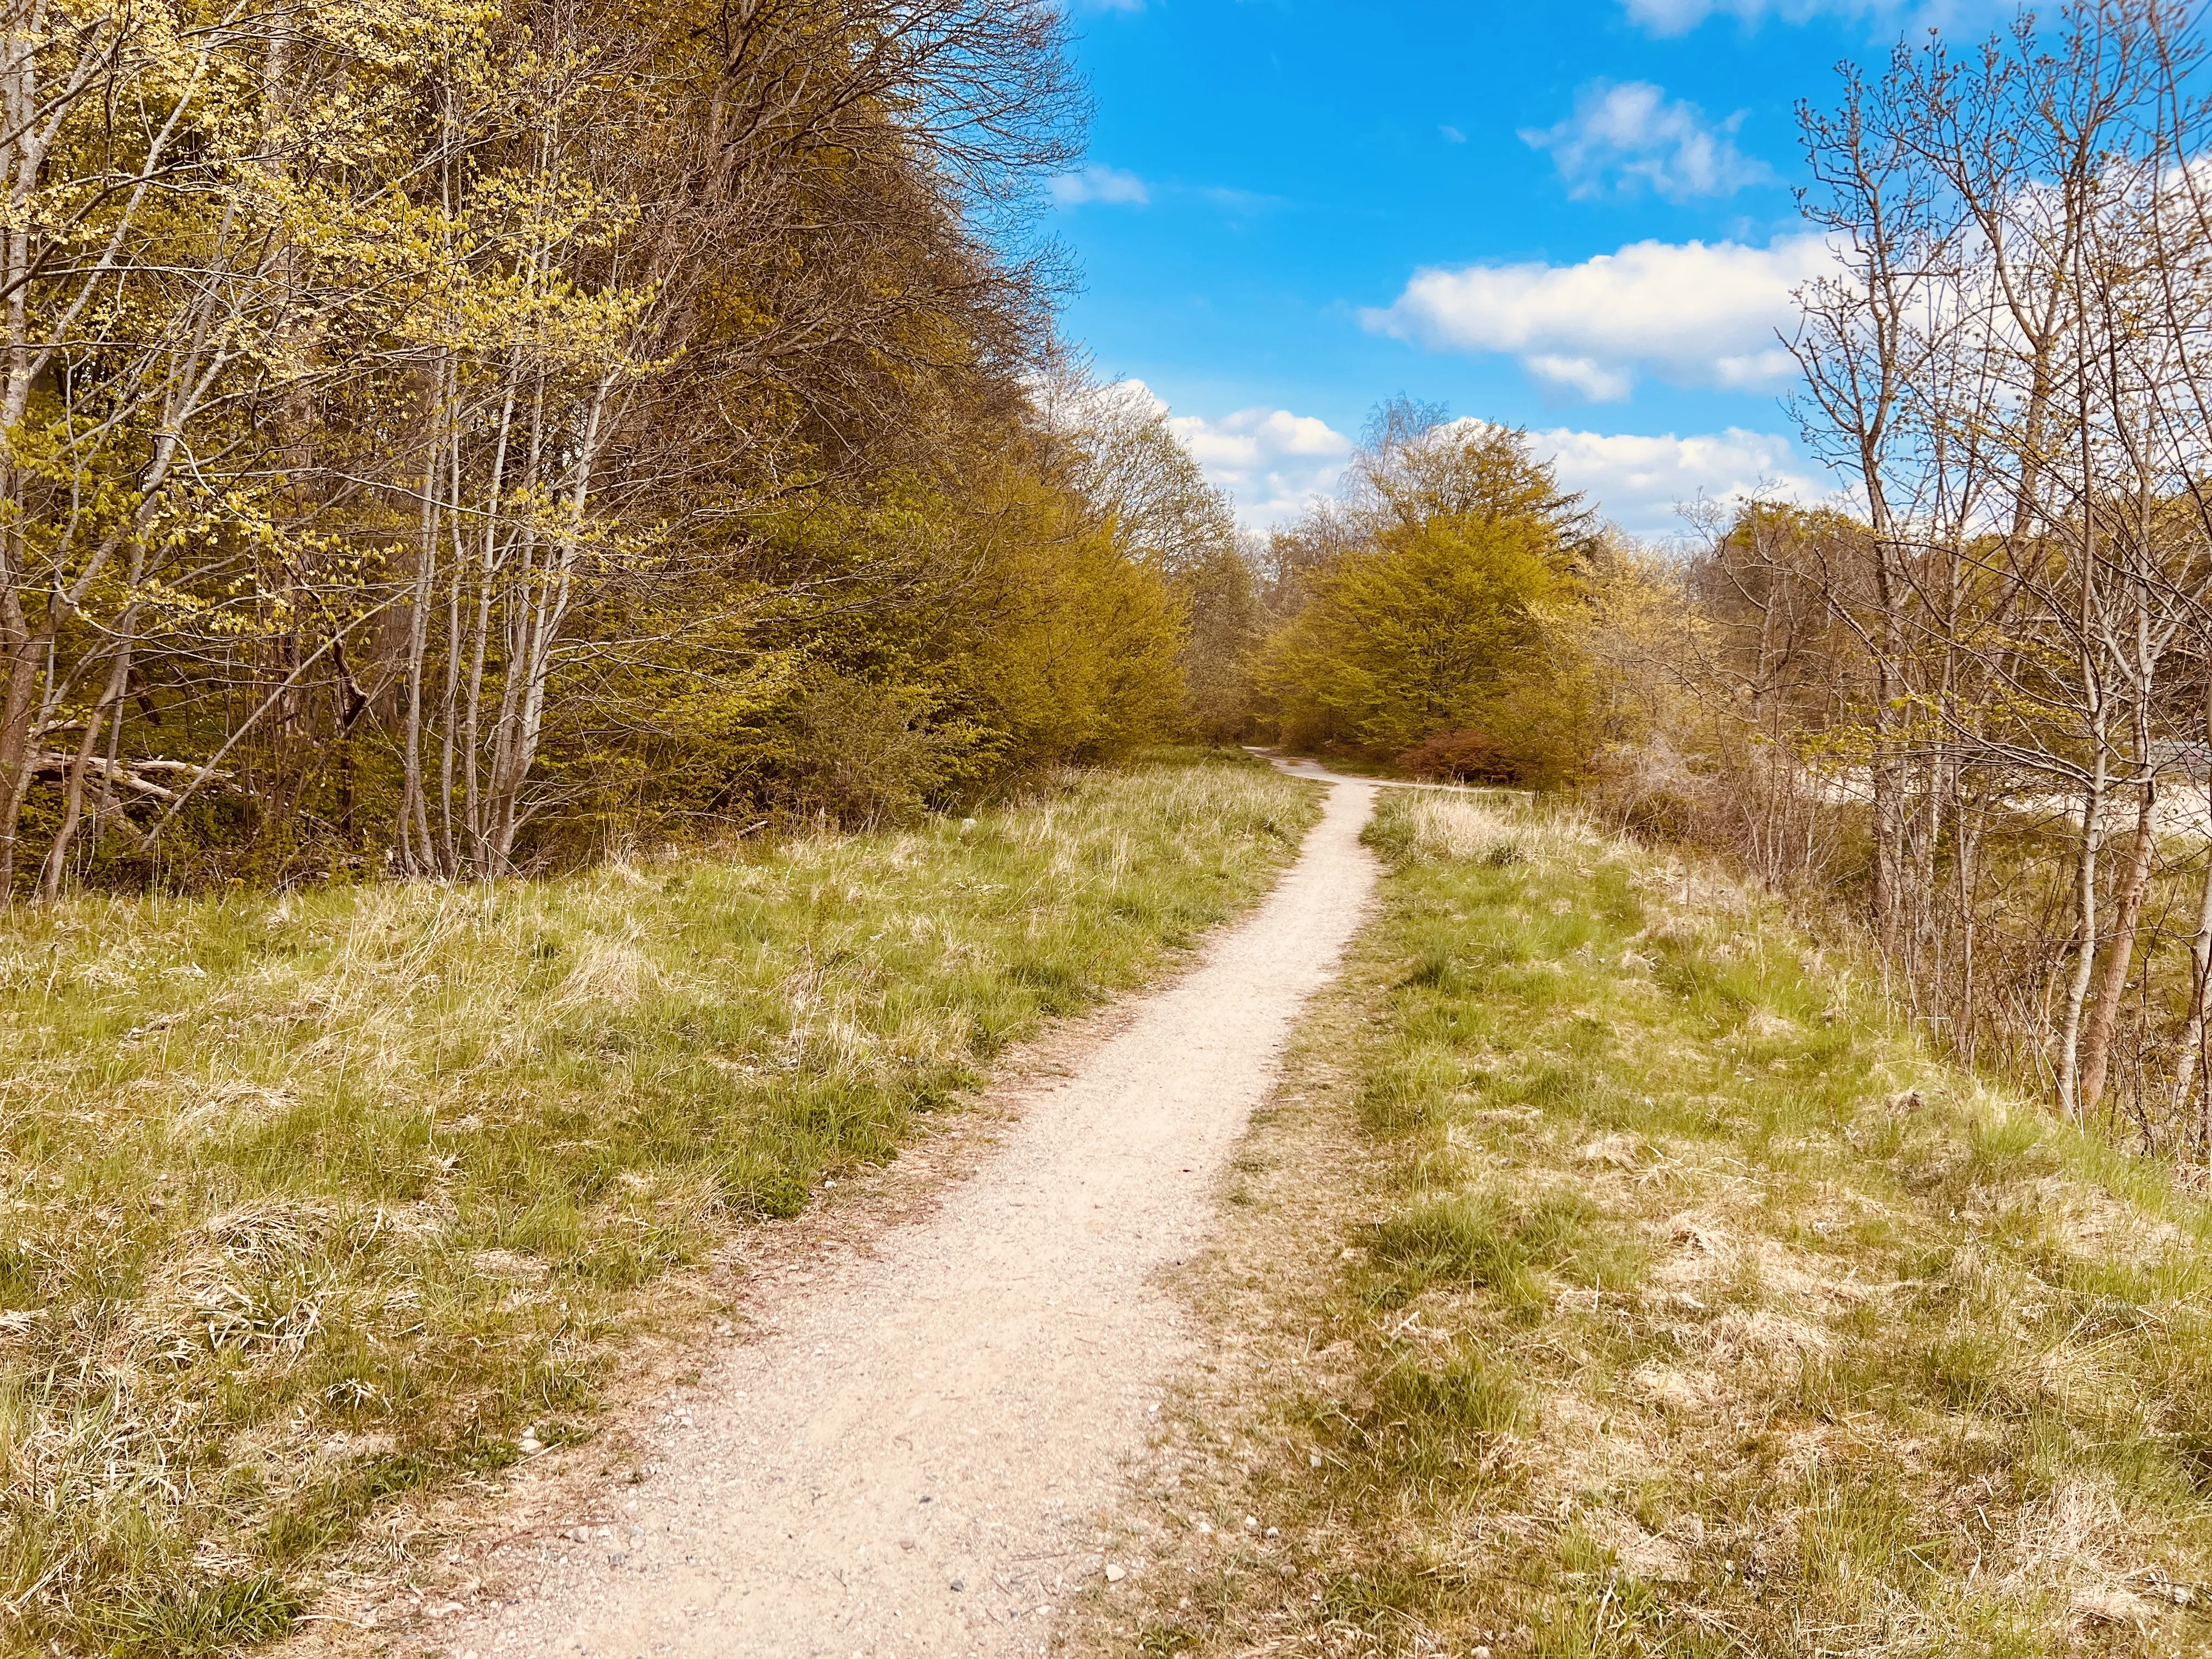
[441, 774, 1380, 1659]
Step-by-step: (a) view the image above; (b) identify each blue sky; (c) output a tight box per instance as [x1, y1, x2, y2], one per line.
[1047, 0, 2004, 536]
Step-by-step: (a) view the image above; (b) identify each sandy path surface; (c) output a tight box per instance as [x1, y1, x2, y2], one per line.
[443, 774, 1380, 1659]
[1259, 751, 1525, 799]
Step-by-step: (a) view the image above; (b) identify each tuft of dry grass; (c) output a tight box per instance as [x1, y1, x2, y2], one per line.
[0, 751, 1319, 1658]
[1074, 787, 2212, 1658]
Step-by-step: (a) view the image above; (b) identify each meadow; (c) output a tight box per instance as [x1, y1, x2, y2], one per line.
[0, 753, 1318, 1657]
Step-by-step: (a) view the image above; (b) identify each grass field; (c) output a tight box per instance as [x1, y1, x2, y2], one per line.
[0, 752, 1319, 1658]
[1086, 788, 2212, 1658]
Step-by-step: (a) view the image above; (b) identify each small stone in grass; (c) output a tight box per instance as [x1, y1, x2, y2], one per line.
[1104, 1563, 1126, 1582]
[1309, 1452, 1323, 1468]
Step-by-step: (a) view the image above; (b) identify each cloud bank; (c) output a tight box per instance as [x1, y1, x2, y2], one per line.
[1154, 399, 1824, 540]
[1365, 234, 1827, 402]
[1120, 386, 1824, 538]
[1627, 0, 1858, 29]
[1622, 0, 1993, 36]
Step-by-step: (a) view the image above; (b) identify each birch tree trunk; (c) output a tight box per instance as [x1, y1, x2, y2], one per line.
[2079, 775, 2157, 1118]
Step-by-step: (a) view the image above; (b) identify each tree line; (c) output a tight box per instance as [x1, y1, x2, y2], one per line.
[1, 0, 1671, 917]
[1242, 401, 1666, 790]
[1, 0, 1234, 896]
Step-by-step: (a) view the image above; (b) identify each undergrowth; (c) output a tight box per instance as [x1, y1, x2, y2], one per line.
[1092, 787, 2212, 1658]
[0, 750, 1318, 1657]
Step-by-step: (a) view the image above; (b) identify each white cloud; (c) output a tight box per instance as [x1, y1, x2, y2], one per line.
[1098, 394, 1345, 528]
[1095, 383, 1827, 538]
[1523, 356, 1634, 403]
[1049, 170, 1285, 219]
[1364, 234, 1829, 402]
[1085, 380, 1351, 527]
[1531, 425, 1826, 535]
[1170, 406, 1354, 526]
[1195, 184, 1289, 216]
[1628, 0, 1846, 30]
[1623, 0, 1994, 35]
[1049, 165, 1150, 207]
[1523, 81, 1774, 201]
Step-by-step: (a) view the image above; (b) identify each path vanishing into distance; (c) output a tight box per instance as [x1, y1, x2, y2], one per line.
[442, 765, 1383, 1658]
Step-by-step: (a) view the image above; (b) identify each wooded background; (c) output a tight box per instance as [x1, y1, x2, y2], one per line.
[1624, 2, 2212, 1158]
[20, 0, 2212, 1153]
[1237, 3, 2212, 1160]
[0, 0, 1253, 895]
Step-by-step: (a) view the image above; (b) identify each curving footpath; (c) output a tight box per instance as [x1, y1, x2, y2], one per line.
[441, 770, 1381, 1658]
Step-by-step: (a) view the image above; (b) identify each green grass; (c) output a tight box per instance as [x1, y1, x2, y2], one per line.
[1092, 787, 2212, 1658]
[0, 751, 1319, 1657]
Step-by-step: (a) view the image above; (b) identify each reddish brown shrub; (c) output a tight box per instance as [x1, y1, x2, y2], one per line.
[1396, 729, 1526, 785]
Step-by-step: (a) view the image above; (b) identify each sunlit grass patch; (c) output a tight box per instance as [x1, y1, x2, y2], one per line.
[1367, 1189, 1646, 1313]
[0, 751, 1319, 1657]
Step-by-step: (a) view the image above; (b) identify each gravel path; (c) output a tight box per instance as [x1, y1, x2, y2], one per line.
[442, 774, 1380, 1659]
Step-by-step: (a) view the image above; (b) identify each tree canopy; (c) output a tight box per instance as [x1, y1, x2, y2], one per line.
[1248, 411, 1637, 785]
[0, 0, 1208, 889]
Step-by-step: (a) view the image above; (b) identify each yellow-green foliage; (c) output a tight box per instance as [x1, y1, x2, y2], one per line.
[1249, 420, 1652, 783]
[0, 754, 1316, 1657]
[0, 0, 1131, 893]
[547, 467, 1192, 842]
[958, 479, 1190, 770]
[1259, 515, 1584, 771]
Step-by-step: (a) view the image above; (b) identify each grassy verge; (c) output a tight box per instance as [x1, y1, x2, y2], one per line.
[1082, 788, 2212, 1658]
[0, 751, 1319, 1658]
